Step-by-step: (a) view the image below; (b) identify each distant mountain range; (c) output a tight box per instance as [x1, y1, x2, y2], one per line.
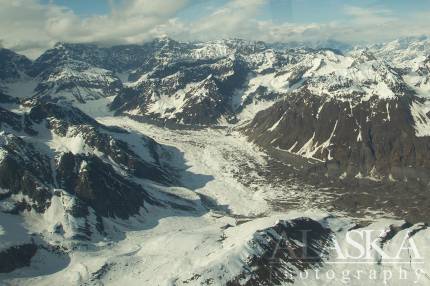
[1, 36, 430, 182]
[0, 37, 429, 285]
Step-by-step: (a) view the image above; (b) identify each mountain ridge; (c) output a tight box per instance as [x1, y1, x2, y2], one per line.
[1, 36, 430, 285]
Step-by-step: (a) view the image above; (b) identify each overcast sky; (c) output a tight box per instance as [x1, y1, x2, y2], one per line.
[1, 0, 430, 58]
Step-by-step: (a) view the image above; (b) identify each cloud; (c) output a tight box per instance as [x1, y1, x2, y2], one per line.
[162, 0, 325, 43]
[333, 5, 429, 43]
[187, 0, 267, 39]
[0, 0, 190, 58]
[160, 2, 430, 46]
[0, 0, 429, 58]
[174, 4, 422, 44]
[343, 5, 394, 24]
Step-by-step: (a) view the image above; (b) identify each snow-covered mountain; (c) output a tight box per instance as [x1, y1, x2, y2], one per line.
[369, 36, 430, 94]
[242, 46, 430, 182]
[0, 98, 180, 219]
[0, 37, 430, 285]
[0, 97, 210, 280]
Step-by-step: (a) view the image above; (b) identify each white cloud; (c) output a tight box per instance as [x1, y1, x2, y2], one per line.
[241, 4, 427, 44]
[162, 3, 430, 46]
[333, 5, 429, 43]
[343, 5, 394, 23]
[0, 0, 429, 58]
[187, 0, 267, 39]
[0, 0, 189, 58]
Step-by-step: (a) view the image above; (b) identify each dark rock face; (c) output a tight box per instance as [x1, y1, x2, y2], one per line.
[227, 218, 332, 286]
[0, 133, 53, 212]
[0, 244, 38, 273]
[0, 92, 18, 104]
[56, 152, 152, 219]
[27, 102, 170, 183]
[0, 48, 31, 81]
[244, 91, 430, 182]
[0, 100, 173, 219]
[28, 101, 102, 127]
[0, 106, 23, 131]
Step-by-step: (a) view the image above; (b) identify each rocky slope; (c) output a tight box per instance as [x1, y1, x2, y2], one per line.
[1, 37, 430, 284]
[241, 40, 430, 183]
[1, 36, 429, 185]
[0, 99, 178, 218]
[0, 48, 33, 101]
[0, 97, 200, 274]
[0, 48, 31, 82]
[1, 36, 430, 184]
[1, 38, 290, 123]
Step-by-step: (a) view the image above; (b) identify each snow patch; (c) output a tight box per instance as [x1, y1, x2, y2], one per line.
[410, 101, 430, 137]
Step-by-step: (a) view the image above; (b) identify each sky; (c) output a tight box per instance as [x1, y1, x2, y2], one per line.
[1, 0, 430, 58]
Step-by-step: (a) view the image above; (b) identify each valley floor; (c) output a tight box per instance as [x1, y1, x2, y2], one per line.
[1, 99, 429, 286]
